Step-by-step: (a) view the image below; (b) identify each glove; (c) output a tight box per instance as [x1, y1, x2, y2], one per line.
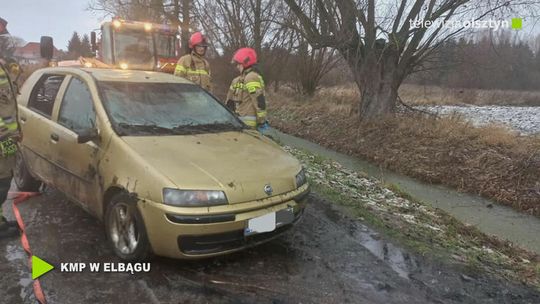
[226, 100, 236, 112]
[0, 137, 17, 158]
[257, 121, 270, 133]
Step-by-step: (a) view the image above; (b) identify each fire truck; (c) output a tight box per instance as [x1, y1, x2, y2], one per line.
[41, 19, 181, 73]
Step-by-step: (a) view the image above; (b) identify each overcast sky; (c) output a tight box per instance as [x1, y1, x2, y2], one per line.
[1, 0, 106, 50]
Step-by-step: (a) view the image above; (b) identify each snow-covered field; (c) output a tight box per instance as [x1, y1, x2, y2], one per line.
[419, 105, 540, 135]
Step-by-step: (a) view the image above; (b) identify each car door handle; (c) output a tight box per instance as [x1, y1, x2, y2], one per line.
[20, 116, 26, 123]
[50, 133, 59, 142]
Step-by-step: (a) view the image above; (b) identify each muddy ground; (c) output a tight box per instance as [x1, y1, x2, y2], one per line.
[1, 189, 539, 304]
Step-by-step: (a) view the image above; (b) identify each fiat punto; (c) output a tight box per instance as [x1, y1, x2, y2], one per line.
[15, 67, 309, 261]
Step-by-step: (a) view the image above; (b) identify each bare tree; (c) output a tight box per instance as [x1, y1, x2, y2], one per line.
[89, 0, 164, 21]
[284, 0, 540, 119]
[194, 0, 284, 53]
[0, 35, 24, 58]
[295, 41, 338, 96]
[194, 0, 294, 86]
[284, 2, 340, 96]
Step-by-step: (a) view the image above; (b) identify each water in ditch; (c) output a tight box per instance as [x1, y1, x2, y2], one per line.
[268, 128, 540, 254]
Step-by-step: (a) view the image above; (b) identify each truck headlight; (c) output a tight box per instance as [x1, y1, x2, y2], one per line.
[163, 188, 228, 207]
[295, 168, 307, 188]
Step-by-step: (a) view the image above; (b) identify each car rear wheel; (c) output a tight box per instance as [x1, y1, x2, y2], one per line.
[14, 151, 41, 192]
[105, 193, 152, 261]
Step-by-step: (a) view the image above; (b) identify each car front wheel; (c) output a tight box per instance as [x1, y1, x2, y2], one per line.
[105, 193, 152, 261]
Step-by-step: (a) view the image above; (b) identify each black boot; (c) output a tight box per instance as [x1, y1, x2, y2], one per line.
[1, 216, 17, 227]
[0, 222, 19, 238]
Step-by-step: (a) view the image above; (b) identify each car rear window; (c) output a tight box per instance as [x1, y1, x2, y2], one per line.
[28, 74, 65, 117]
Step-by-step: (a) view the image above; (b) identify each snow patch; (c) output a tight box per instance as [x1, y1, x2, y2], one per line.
[418, 105, 540, 135]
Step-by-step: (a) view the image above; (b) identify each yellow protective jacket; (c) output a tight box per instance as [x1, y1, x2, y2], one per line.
[0, 63, 20, 179]
[174, 52, 212, 92]
[225, 68, 267, 128]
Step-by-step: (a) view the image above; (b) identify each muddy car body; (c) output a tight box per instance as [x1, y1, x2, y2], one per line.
[15, 67, 309, 260]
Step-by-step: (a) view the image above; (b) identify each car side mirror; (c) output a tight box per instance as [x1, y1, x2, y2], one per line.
[77, 129, 98, 144]
[40, 36, 54, 60]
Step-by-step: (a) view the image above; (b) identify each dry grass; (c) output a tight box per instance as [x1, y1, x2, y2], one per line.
[298, 83, 540, 106]
[268, 90, 540, 216]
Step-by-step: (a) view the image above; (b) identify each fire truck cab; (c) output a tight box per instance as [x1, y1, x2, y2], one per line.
[92, 19, 180, 73]
[41, 19, 181, 73]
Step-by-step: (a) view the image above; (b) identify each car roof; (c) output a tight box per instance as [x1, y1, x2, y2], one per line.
[36, 67, 192, 84]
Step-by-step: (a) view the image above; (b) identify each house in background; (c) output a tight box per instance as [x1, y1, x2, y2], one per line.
[13, 42, 60, 65]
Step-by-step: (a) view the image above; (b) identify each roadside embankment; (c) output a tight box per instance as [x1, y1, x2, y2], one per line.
[268, 92, 540, 217]
[278, 144, 539, 288]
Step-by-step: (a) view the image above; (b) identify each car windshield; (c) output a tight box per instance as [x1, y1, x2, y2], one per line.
[98, 82, 244, 136]
[113, 29, 155, 69]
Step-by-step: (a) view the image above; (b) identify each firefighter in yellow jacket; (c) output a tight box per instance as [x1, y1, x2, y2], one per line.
[174, 32, 212, 92]
[226, 48, 268, 131]
[0, 17, 21, 238]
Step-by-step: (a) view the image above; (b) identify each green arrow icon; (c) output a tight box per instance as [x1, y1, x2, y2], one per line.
[32, 256, 54, 279]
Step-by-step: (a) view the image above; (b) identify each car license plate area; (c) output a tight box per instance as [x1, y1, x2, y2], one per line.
[244, 207, 294, 236]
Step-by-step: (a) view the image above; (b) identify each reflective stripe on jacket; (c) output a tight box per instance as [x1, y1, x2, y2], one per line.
[174, 53, 212, 92]
[226, 68, 267, 128]
[0, 63, 19, 177]
[0, 116, 18, 132]
[239, 116, 257, 127]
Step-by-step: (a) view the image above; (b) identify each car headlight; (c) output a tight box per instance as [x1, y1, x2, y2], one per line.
[295, 168, 307, 188]
[163, 188, 228, 207]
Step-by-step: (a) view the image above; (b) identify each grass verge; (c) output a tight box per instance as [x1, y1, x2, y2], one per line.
[269, 92, 540, 216]
[283, 145, 540, 288]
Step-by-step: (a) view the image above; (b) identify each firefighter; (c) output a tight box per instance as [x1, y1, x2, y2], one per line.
[0, 18, 21, 238]
[174, 32, 212, 92]
[226, 47, 268, 131]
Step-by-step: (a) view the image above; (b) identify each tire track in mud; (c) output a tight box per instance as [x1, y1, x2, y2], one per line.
[1, 189, 538, 303]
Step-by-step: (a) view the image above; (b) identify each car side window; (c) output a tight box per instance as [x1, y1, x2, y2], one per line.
[28, 74, 65, 117]
[58, 77, 96, 133]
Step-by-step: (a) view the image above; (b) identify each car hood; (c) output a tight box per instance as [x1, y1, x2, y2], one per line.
[121, 131, 301, 203]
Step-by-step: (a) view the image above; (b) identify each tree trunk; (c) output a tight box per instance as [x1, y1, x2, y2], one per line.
[252, 0, 263, 54]
[344, 49, 402, 119]
[273, 79, 280, 93]
[301, 77, 317, 97]
[181, 0, 191, 54]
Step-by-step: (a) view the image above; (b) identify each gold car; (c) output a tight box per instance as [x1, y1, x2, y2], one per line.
[15, 67, 309, 261]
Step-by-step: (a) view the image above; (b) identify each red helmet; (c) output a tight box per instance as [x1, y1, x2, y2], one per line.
[189, 32, 207, 49]
[232, 48, 257, 69]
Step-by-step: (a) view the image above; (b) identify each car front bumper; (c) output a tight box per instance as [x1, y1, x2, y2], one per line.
[138, 184, 310, 259]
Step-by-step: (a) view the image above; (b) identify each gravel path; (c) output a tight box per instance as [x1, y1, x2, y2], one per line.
[419, 105, 540, 135]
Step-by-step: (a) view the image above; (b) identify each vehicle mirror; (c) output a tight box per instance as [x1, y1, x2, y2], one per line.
[77, 129, 98, 144]
[40, 36, 54, 60]
[90, 31, 97, 52]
